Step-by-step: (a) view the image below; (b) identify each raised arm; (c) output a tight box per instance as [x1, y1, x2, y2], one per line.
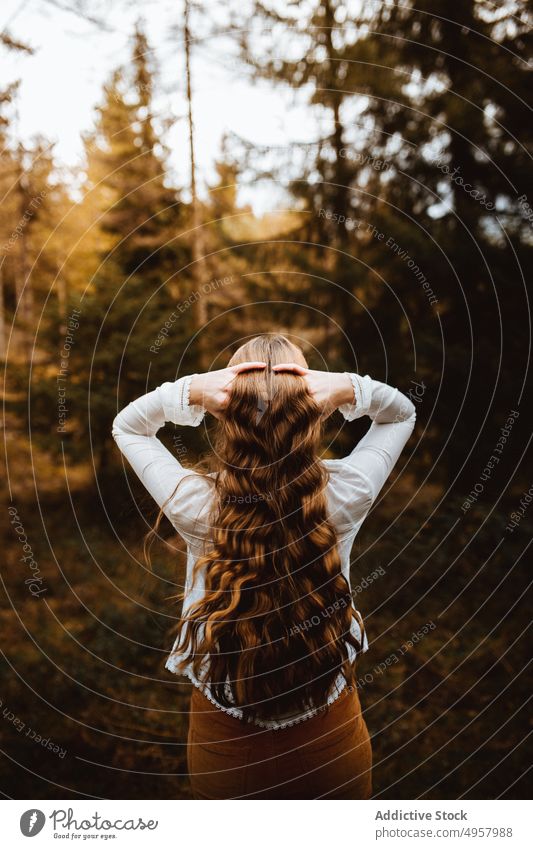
[111, 375, 210, 538]
[338, 372, 417, 503]
[111, 362, 267, 540]
[270, 363, 416, 519]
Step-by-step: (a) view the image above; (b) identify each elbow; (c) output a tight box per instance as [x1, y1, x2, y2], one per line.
[395, 388, 417, 424]
[402, 382, 417, 419]
[405, 394, 417, 423]
[395, 390, 417, 434]
[406, 405, 417, 437]
[111, 412, 122, 441]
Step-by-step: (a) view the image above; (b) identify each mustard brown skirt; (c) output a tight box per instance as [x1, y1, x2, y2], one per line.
[187, 684, 372, 799]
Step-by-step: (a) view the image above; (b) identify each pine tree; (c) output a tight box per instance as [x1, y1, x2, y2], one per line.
[33, 24, 196, 476]
[0, 31, 33, 358]
[238, 0, 533, 485]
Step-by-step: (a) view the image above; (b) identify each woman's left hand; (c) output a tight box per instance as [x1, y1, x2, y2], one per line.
[189, 362, 267, 418]
[271, 364, 354, 417]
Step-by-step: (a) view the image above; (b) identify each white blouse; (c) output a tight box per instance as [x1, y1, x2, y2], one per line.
[111, 372, 416, 729]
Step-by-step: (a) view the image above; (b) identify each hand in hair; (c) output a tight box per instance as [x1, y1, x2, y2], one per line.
[272, 363, 354, 417]
[189, 362, 267, 418]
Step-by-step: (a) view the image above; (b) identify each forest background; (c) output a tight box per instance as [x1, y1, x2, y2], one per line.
[1, 0, 531, 799]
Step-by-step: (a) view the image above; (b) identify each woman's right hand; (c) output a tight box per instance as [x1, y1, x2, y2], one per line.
[271, 364, 354, 417]
[189, 362, 267, 418]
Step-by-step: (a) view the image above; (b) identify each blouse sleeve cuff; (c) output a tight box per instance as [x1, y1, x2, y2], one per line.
[338, 372, 373, 421]
[159, 374, 206, 426]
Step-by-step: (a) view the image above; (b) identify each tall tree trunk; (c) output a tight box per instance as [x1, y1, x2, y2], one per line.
[184, 0, 208, 367]
[16, 148, 34, 361]
[0, 259, 6, 358]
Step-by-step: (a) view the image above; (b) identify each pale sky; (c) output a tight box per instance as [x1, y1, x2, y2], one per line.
[1, 0, 323, 213]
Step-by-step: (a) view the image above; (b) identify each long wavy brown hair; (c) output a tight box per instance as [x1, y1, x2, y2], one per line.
[147, 334, 364, 723]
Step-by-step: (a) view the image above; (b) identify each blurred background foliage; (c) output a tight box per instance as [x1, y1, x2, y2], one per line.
[1, 0, 531, 798]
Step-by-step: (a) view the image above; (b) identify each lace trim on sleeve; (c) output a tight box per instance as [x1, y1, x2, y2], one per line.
[338, 372, 372, 421]
[182, 373, 192, 409]
[174, 374, 205, 426]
